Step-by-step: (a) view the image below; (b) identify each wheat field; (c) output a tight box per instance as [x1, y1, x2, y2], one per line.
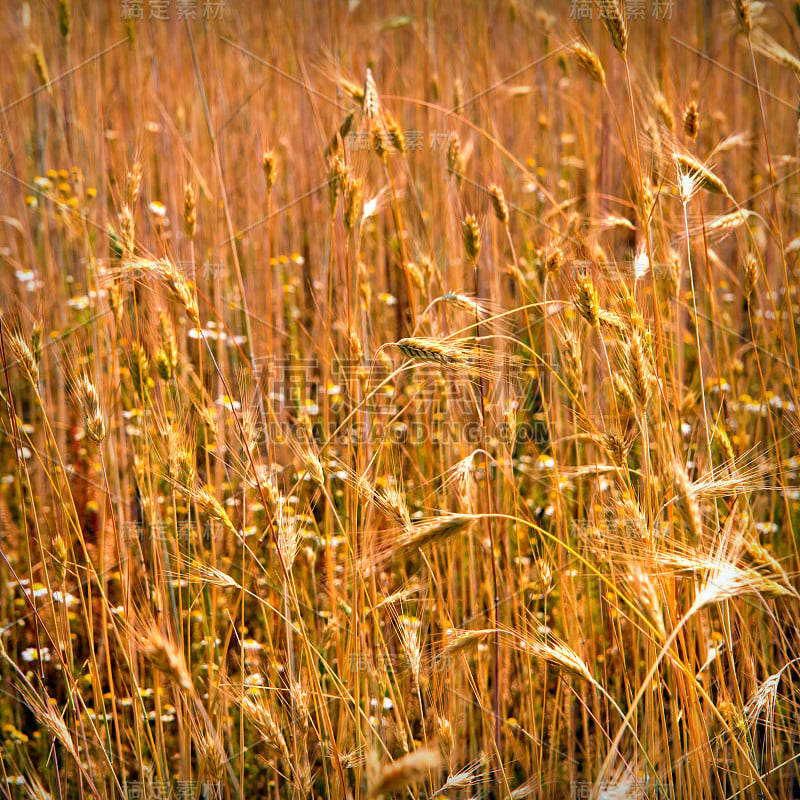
[1, 1, 800, 798]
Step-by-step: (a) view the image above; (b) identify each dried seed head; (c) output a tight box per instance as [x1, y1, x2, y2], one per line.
[183, 184, 196, 240]
[251, 466, 280, 517]
[76, 372, 106, 444]
[300, 449, 325, 487]
[119, 205, 135, 257]
[671, 461, 703, 541]
[341, 77, 364, 104]
[387, 514, 476, 562]
[453, 77, 464, 112]
[437, 716, 454, 759]
[706, 209, 751, 237]
[654, 90, 675, 132]
[683, 101, 699, 139]
[601, 0, 628, 56]
[395, 336, 475, 369]
[348, 324, 363, 360]
[194, 484, 236, 535]
[713, 423, 736, 464]
[197, 731, 226, 782]
[58, 0, 71, 38]
[343, 175, 362, 235]
[626, 564, 666, 640]
[31, 320, 43, 366]
[733, 0, 752, 34]
[159, 258, 200, 327]
[441, 292, 490, 319]
[52, 533, 68, 582]
[30, 44, 50, 91]
[598, 309, 627, 336]
[446, 134, 464, 187]
[405, 260, 425, 292]
[574, 272, 600, 328]
[326, 113, 354, 157]
[240, 694, 289, 760]
[752, 31, 800, 76]
[572, 42, 606, 87]
[544, 243, 565, 275]
[371, 120, 387, 159]
[8, 330, 39, 388]
[462, 213, 481, 263]
[384, 110, 406, 153]
[664, 249, 680, 298]
[328, 154, 345, 216]
[561, 330, 583, 397]
[675, 152, 730, 200]
[442, 628, 494, 659]
[141, 625, 192, 691]
[155, 309, 178, 381]
[613, 372, 635, 412]
[126, 162, 142, 209]
[398, 617, 422, 686]
[363, 68, 379, 120]
[627, 331, 653, 412]
[276, 504, 301, 571]
[743, 252, 758, 302]
[489, 184, 509, 224]
[514, 630, 595, 684]
[367, 748, 442, 799]
[430, 72, 440, 101]
[167, 425, 195, 491]
[598, 430, 631, 467]
[262, 149, 277, 192]
[129, 343, 150, 399]
[378, 486, 412, 532]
